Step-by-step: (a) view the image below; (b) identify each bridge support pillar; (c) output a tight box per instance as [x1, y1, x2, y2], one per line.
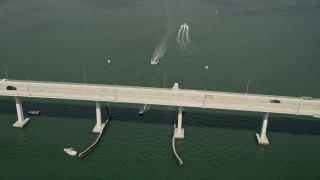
[256, 112, 269, 145]
[93, 101, 105, 133]
[174, 106, 184, 139]
[13, 97, 30, 128]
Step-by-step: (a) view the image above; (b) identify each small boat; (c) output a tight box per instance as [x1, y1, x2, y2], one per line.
[139, 104, 150, 115]
[64, 148, 77, 156]
[29, 110, 40, 115]
[139, 109, 144, 115]
[172, 83, 180, 90]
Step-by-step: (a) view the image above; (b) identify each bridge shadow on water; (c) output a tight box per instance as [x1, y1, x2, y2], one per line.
[0, 98, 320, 136]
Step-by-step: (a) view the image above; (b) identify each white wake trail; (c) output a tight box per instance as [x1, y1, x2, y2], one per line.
[176, 23, 190, 50]
[149, 1, 178, 65]
[181, 25, 186, 40]
[176, 25, 184, 43]
[151, 42, 167, 65]
[181, 25, 187, 49]
[186, 25, 190, 43]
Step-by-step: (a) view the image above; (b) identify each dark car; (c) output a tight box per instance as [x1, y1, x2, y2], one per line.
[302, 96, 312, 100]
[6, 86, 17, 90]
[270, 99, 280, 103]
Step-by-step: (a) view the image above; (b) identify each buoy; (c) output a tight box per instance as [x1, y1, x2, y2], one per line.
[205, 65, 208, 70]
[107, 60, 111, 64]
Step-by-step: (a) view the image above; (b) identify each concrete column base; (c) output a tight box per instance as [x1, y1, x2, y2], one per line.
[174, 128, 184, 139]
[92, 123, 106, 133]
[13, 118, 30, 128]
[256, 133, 269, 145]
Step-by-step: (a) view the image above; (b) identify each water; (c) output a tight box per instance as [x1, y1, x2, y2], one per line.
[1, 0, 320, 179]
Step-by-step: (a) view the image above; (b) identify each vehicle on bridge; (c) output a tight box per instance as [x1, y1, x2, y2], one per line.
[302, 96, 312, 100]
[270, 99, 281, 103]
[6, 86, 16, 90]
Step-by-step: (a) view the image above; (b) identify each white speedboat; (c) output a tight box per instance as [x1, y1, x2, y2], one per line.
[139, 109, 144, 115]
[64, 148, 77, 156]
[139, 104, 150, 115]
[29, 110, 40, 115]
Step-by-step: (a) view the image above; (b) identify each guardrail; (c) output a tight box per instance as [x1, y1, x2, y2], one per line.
[78, 105, 111, 158]
[172, 124, 183, 165]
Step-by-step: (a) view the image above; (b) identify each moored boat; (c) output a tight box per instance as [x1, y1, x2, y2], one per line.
[139, 109, 144, 115]
[29, 110, 40, 115]
[64, 148, 77, 156]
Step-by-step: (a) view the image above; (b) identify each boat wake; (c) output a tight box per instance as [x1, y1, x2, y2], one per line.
[176, 23, 190, 50]
[150, 1, 177, 65]
[150, 40, 167, 65]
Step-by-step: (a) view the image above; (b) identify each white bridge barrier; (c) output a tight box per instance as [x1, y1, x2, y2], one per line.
[79, 105, 111, 158]
[172, 124, 183, 165]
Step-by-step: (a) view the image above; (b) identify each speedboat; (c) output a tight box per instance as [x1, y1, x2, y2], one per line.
[139, 109, 144, 115]
[139, 104, 150, 115]
[29, 110, 40, 115]
[64, 148, 77, 156]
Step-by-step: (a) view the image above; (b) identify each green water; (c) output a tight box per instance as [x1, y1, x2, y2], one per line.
[1, 0, 320, 179]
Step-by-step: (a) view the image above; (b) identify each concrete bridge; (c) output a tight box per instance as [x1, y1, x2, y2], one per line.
[1, 79, 319, 145]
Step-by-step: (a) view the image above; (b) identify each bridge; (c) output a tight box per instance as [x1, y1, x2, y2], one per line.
[1, 79, 320, 145]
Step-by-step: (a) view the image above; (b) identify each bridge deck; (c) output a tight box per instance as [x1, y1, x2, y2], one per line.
[1, 80, 319, 116]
